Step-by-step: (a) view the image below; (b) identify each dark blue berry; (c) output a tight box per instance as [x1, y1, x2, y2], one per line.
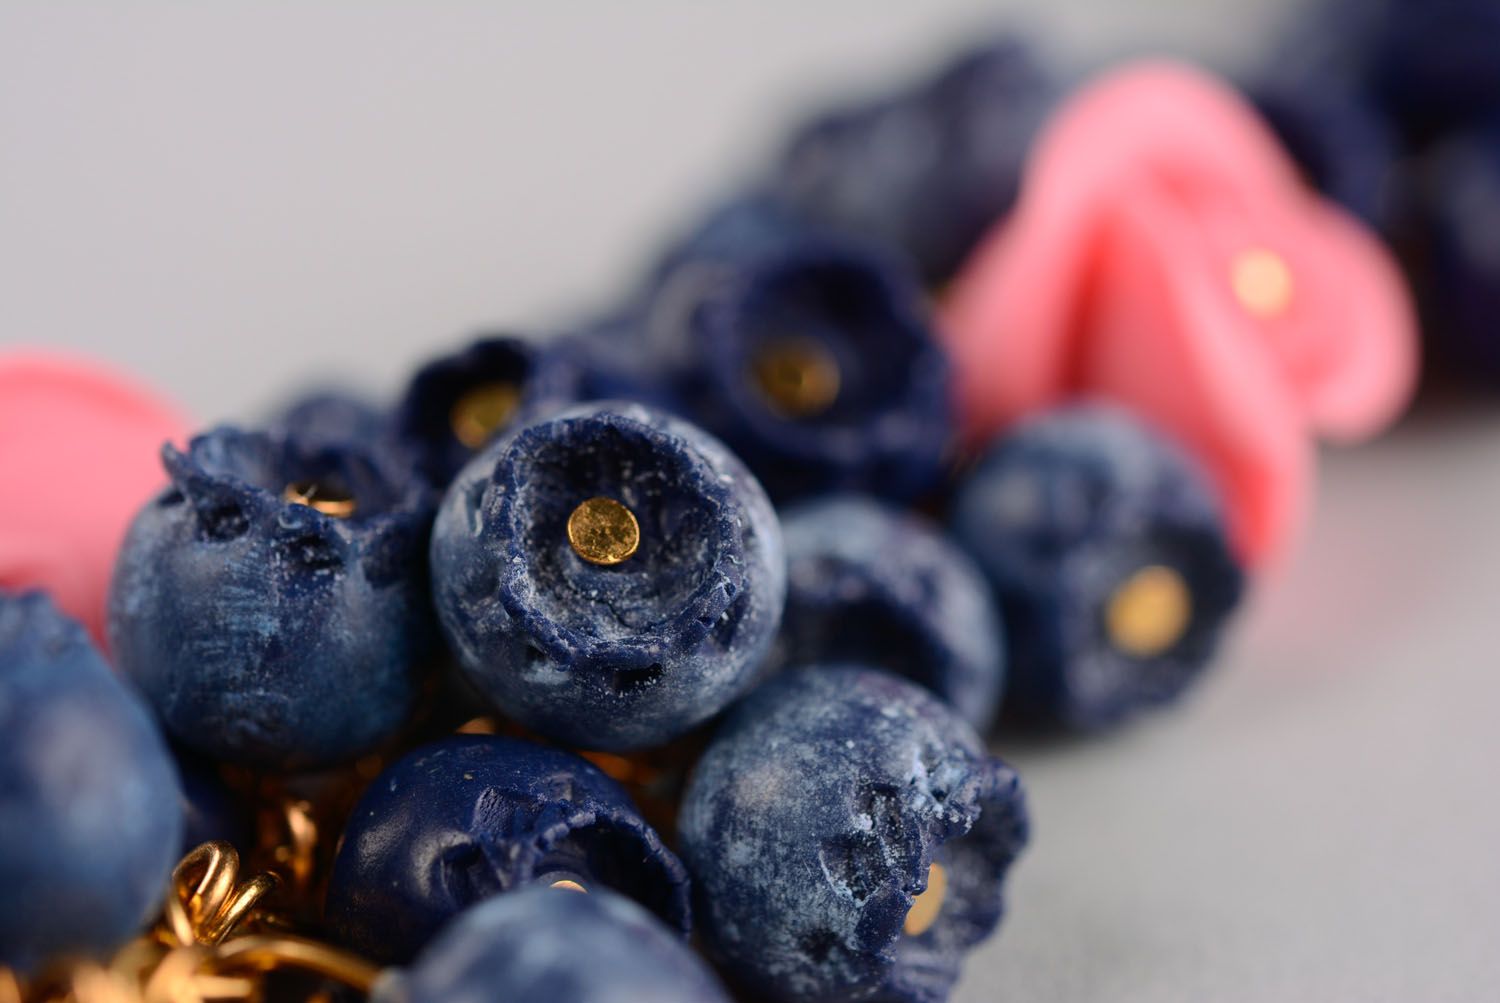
[1419, 123, 1500, 380]
[394, 334, 589, 487]
[325, 734, 691, 965]
[430, 401, 785, 751]
[0, 592, 184, 972]
[371, 884, 730, 1003]
[108, 425, 437, 770]
[1249, 75, 1399, 228]
[174, 752, 251, 854]
[630, 198, 953, 504]
[950, 404, 1245, 732]
[270, 390, 393, 453]
[680, 666, 1027, 1003]
[773, 37, 1056, 283]
[771, 494, 1005, 731]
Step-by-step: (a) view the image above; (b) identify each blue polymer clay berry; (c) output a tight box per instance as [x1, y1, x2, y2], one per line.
[1249, 76, 1399, 228]
[773, 36, 1056, 284]
[393, 334, 588, 487]
[429, 401, 786, 751]
[0, 592, 184, 972]
[371, 884, 730, 1003]
[629, 198, 953, 504]
[108, 425, 437, 770]
[1419, 123, 1500, 380]
[679, 666, 1028, 1003]
[270, 390, 393, 452]
[771, 494, 1005, 732]
[324, 734, 691, 965]
[950, 404, 1245, 732]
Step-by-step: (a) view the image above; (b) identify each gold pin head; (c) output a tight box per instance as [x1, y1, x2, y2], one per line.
[282, 481, 356, 519]
[1230, 247, 1294, 318]
[549, 879, 588, 894]
[450, 382, 522, 450]
[1105, 564, 1193, 659]
[567, 497, 640, 566]
[904, 862, 947, 937]
[750, 338, 841, 418]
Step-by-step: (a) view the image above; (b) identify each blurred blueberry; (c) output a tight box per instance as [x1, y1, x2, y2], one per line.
[371, 884, 730, 1003]
[1419, 123, 1500, 378]
[108, 425, 436, 770]
[950, 404, 1245, 732]
[0, 592, 184, 972]
[326, 734, 691, 965]
[394, 334, 589, 487]
[430, 402, 785, 751]
[270, 390, 392, 452]
[1365, 0, 1500, 146]
[174, 752, 251, 854]
[773, 36, 1056, 283]
[633, 198, 953, 504]
[680, 666, 1027, 1003]
[1249, 75, 1399, 227]
[771, 495, 1004, 732]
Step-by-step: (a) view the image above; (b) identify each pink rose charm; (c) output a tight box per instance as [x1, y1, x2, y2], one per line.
[0, 351, 189, 647]
[940, 61, 1417, 566]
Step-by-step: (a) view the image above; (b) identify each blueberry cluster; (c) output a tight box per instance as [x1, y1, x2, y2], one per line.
[1250, 0, 1500, 380]
[1, 30, 1261, 1003]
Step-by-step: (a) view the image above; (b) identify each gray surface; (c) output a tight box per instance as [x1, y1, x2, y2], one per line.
[8, 3, 1497, 1001]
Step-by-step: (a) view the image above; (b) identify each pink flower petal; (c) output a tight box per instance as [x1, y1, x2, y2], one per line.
[0, 351, 189, 648]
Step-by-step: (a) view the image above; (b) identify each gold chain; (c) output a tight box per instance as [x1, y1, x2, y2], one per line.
[3, 842, 379, 1003]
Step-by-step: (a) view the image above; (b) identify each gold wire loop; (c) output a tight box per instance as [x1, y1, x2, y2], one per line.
[213, 936, 380, 995]
[165, 844, 279, 948]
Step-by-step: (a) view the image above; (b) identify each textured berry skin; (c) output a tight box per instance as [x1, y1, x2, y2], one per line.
[394, 334, 588, 487]
[0, 592, 184, 972]
[950, 404, 1245, 732]
[679, 667, 1028, 1003]
[430, 402, 785, 751]
[773, 37, 1056, 283]
[771, 495, 1004, 732]
[633, 198, 953, 504]
[325, 735, 691, 965]
[371, 885, 730, 1003]
[108, 426, 437, 770]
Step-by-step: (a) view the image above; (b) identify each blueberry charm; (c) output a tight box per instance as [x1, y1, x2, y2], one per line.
[632, 199, 953, 504]
[1422, 125, 1500, 380]
[394, 334, 587, 487]
[773, 37, 1056, 284]
[371, 884, 730, 1003]
[270, 390, 393, 454]
[951, 404, 1245, 731]
[108, 425, 436, 770]
[430, 401, 785, 750]
[325, 734, 691, 964]
[772, 495, 1005, 732]
[0, 592, 184, 972]
[679, 666, 1028, 1003]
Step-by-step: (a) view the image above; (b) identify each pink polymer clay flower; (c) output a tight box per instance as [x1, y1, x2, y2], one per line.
[0, 351, 189, 647]
[941, 61, 1417, 567]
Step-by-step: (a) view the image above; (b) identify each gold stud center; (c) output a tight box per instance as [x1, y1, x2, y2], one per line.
[567, 497, 640, 566]
[549, 879, 588, 894]
[282, 481, 356, 519]
[450, 381, 522, 450]
[904, 862, 947, 937]
[1106, 564, 1193, 659]
[1231, 248, 1294, 318]
[750, 338, 841, 418]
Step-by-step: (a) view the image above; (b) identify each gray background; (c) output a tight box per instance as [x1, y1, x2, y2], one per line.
[4, 3, 1497, 1001]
